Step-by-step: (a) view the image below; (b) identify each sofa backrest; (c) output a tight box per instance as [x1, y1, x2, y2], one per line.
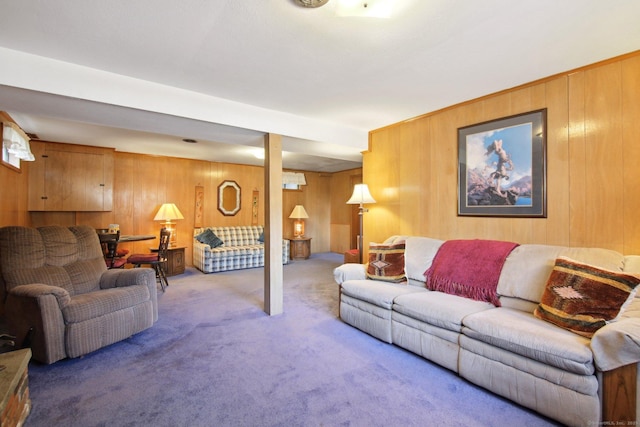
[194, 226, 263, 247]
[497, 244, 626, 311]
[403, 236, 628, 313]
[404, 237, 444, 287]
[0, 225, 106, 297]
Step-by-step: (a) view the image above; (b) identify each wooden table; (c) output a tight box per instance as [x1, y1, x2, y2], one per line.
[289, 237, 311, 260]
[119, 234, 156, 242]
[98, 233, 156, 269]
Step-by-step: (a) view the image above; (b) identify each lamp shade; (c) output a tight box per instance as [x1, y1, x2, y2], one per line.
[289, 205, 309, 219]
[346, 184, 376, 205]
[153, 203, 184, 221]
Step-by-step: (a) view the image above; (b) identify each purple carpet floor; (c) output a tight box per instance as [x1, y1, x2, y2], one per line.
[25, 253, 561, 427]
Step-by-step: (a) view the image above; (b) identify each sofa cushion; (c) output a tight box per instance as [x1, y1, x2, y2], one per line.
[366, 242, 406, 283]
[462, 307, 595, 375]
[341, 280, 424, 310]
[533, 257, 639, 337]
[393, 291, 494, 333]
[207, 245, 263, 259]
[62, 285, 151, 323]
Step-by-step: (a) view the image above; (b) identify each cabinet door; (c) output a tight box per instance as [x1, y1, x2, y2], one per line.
[45, 150, 105, 211]
[28, 142, 114, 212]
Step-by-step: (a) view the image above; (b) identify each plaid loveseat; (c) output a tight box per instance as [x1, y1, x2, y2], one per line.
[193, 226, 289, 273]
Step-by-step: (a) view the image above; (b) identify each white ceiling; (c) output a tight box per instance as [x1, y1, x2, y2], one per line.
[0, 0, 639, 172]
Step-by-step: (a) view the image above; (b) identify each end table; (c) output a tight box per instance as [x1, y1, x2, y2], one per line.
[165, 246, 186, 276]
[289, 237, 311, 260]
[152, 246, 186, 276]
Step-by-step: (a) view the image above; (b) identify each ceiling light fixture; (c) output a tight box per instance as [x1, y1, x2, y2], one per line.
[294, 0, 330, 7]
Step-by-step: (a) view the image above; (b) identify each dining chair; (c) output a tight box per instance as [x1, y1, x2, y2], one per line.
[126, 228, 170, 292]
[98, 230, 127, 269]
[97, 228, 129, 257]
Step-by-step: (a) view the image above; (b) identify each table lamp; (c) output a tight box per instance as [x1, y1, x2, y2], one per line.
[346, 184, 376, 263]
[289, 205, 309, 238]
[154, 203, 184, 247]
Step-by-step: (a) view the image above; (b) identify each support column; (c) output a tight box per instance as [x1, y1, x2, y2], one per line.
[264, 133, 283, 315]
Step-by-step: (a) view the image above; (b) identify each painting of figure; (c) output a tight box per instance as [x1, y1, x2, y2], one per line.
[465, 123, 532, 207]
[458, 109, 546, 217]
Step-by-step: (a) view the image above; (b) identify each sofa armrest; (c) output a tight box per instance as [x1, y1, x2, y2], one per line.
[591, 317, 640, 371]
[100, 268, 158, 321]
[334, 263, 367, 285]
[6, 284, 69, 364]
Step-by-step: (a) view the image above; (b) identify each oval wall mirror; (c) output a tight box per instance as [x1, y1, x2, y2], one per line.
[218, 180, 241, 216]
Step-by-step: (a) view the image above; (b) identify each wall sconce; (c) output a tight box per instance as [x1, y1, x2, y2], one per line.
[154, 203, 184, 248]
[289, 205, 309, 238]
[346, 183, 376, 263]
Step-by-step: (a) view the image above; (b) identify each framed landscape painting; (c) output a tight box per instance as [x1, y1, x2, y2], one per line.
[457, 109, 547, 217]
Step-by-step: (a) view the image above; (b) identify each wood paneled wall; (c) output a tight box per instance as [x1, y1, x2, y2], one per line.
[329, 169, 363, 254]
[282, 170, 332, 254]
[1, 140, 360, 265]
[0, 162, 29, 226]
[365, 51, 640, 255]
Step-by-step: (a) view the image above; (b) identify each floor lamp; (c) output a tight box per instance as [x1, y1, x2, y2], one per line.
[346, 184, 376, 263]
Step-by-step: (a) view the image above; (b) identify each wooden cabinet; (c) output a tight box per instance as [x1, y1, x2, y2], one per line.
[28, 141, 114, 211]
[164, 247, 186, 276]
[289, 237, 312, 260]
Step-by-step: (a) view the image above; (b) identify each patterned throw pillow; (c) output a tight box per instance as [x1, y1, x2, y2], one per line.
[195, 229, 224, 249]
[534, 257, 639, 337]
[195, 229, 208, 243]
[366, 242, 406, 283]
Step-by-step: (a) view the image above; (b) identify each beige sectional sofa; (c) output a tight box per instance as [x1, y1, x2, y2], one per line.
[334, 236, 640, 426]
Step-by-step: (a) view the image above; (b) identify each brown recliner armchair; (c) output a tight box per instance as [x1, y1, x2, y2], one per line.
[0, 225, 158, 364]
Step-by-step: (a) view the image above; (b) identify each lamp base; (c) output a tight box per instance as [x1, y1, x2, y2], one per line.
[293, 219, 305, 239]
[163, 221, 178, 248]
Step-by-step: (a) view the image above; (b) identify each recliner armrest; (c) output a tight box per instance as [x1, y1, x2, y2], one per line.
[591, 317, 640, 372]
[6, 284, 69, 364]
[100, 267, 156, 289]
[591, 295, 640, 371]
[100, 268, 158, 321]
[334, 263, 367, 284]
[9, 283, 71, 308]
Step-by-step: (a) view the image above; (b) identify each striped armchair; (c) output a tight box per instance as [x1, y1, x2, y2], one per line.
[0, 225, 158, 364]
[193, 226, 289, 273]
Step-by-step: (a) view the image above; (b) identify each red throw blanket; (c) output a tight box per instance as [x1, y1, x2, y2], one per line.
[424, 239, 519, 306]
